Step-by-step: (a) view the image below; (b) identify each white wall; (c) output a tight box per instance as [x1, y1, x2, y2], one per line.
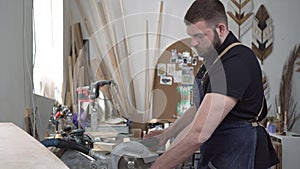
[260, 0, 300, 133]
[0, 0, 33, 129]
[64, 0, 300, 132]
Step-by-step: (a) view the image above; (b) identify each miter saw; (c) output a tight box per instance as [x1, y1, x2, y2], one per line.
[79, 80, 159, 168]
[43, 79, 160, 168]
[89, 138, 159, 169]
[43, 130, 159, 169]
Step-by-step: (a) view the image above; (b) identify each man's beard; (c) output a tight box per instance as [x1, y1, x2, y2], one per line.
[212, 29, 221, 50]
[202, 30, 222, 65]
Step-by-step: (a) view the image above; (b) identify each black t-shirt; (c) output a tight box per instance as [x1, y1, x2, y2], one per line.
[202, 32, 264, 120]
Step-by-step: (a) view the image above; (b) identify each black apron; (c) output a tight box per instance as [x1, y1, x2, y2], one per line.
[196, 114, 279, 169]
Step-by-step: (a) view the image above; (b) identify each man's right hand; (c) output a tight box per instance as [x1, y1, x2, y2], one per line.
[143, 129, 164, 139]
[143, 129, 171, 151]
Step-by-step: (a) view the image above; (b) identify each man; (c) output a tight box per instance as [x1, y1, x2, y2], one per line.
[145, 0, 279, 168]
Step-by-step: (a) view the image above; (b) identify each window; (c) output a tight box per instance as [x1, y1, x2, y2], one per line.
[33, 0, 63, 102]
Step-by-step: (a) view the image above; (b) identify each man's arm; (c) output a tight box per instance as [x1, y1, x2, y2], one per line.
[151, 93, 238, 169]
[161, 105, 197, 139]
[144, 105, 197, 147]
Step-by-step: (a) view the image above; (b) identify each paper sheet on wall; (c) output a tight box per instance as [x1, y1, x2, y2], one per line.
[167, 64, 176, 76]
[160, 76, 172, 85]
[157, 63, 166, 76]
[173, 70, 182, 83]
[181, 67, 194, 85]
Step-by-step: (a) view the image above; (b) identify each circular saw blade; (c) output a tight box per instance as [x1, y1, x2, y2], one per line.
[118, 155, 151, 169]
[109, 141, 159, 169]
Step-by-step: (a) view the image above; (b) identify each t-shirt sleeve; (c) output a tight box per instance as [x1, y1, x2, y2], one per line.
[207, 56, 251, 100]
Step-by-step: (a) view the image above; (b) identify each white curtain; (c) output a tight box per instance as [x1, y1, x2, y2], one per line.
[33, 0, 63, 102]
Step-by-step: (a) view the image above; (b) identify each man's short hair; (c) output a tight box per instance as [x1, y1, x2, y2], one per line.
[184, 0, 228, 28]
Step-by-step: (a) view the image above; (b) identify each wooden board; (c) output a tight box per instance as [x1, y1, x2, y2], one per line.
[93, 142, 116, 152]
[0, 122, 68, 169]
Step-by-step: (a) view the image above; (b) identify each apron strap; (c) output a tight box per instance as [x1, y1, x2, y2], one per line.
[211, 42, 243, 67]
[252, 97, 265, 127]
[218, 42, 242, 58]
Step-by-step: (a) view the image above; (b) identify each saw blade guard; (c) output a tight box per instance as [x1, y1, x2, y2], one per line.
[109, 141, 159, 169]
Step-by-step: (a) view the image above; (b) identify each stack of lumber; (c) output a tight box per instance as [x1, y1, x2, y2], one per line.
[62, 23, 92, 112]
[68, 0, 166, 122]
[62, 22, 113, 113]
[73, 0, 133, 118]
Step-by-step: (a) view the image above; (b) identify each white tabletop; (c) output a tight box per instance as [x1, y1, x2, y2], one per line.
[0, 122, 69, 169]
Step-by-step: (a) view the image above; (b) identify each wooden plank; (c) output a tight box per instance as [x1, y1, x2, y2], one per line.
[75, 1, 112, 99]
[118, 0, 137, 108]
[61, 80, 67, 105]
[119, 0, 130, 55]
[0, 123, 69, 168]
[98, 1, 133, 114]
[121, 37, 137, 112]
[101, 1, 127, 91]
[24, 108, 32, 134]
[101, 0, 120, 63]
[75, 0, 112, 81]
[67, 56, 75, 110]
[106, 44, 118, 72]
[75, 1, 131, 116]
[92, 58, 104, 80]
[73, 23, 84, 53]
[79, 48, 92, 86]
[91, 59, 111, 99]
[84, 18, 111, 80]
[145, 20, 149, 112]
[65, 91, 71, 109]
[150, 0, 164, 117]
[93, 142, 116, 152]
[71, 24, 77, 68]
[70, 24, 78, 113]
[61, 54, 68, 106]
[155, 0, 164, 54]
[80, 33, 92, 85]
[105, 44, 130, 115]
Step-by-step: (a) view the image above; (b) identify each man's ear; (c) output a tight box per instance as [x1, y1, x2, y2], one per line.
[216, 23, 226, 37]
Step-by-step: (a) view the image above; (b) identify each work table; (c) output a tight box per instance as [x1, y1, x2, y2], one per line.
[0, 122, 69, 169]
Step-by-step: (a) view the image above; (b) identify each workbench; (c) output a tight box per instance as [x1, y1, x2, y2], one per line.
[0, 122, 69, 169]
[270, 132, 300, 169]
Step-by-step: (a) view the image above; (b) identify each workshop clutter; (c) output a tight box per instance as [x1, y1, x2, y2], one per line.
[76, 80, 119, 131]
[47, 102, 74, 137]
[42, 98, 158, 169]
[76, 86, 94, 130]
[40, 0, 197, 167]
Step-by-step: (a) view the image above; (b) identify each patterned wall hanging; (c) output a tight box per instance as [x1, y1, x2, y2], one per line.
[227, 0, 254, 39]
[252, 4, 273, 65]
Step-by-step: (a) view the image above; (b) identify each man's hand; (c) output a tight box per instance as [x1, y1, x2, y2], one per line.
[143, 130, 164, 139]
[143, 129, 170, 151]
